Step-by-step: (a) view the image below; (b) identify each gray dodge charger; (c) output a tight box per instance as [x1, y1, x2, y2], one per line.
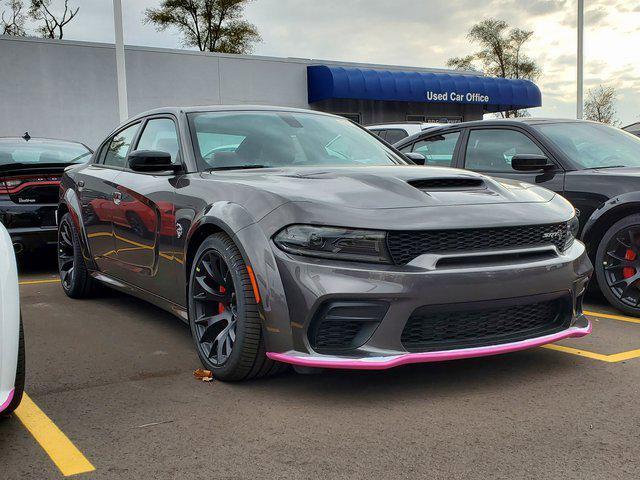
[58, 106, 593, 381]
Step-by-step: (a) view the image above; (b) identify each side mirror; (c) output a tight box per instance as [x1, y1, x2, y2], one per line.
[511, 154, 554, 172]
[128, 150, 179, 173]
[405, 152, 426, 165]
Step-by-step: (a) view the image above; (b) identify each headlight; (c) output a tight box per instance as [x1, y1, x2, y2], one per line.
[564, 215, 580, 250]
[274, 225, 392, 263]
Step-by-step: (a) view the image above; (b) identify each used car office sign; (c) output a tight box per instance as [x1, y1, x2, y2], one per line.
[426, 91, 490, 104]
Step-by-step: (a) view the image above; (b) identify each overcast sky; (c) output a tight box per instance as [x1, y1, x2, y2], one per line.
[20, 0, 640, 125]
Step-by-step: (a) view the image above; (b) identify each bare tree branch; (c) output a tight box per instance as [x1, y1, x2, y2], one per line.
[584, 85, 619, 125]
[1, 0, 26, 36]
[29, 0, 79, 39]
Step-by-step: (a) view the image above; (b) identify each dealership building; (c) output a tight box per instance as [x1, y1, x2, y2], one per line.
[0, 35, 542, 148]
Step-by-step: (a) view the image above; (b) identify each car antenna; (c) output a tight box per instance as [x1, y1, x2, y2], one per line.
[22, 132, 31, 141]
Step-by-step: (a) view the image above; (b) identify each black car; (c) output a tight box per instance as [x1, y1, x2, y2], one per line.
[394, 118, 640, 316]
[0, 136, 92, 253]
[57, 106, 590, 381]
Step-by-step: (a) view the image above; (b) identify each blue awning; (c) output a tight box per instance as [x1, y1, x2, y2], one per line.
[307, 65, 541, 113]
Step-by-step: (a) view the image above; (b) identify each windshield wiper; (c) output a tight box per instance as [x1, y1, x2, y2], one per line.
[205, 164, 267, 172]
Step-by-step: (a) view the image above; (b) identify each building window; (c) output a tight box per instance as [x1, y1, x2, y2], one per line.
[406, 115, 426, 122]
[336, 113, 361, 124]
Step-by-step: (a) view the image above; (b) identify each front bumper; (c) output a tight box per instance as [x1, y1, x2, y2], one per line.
[256, 237, 593, 370]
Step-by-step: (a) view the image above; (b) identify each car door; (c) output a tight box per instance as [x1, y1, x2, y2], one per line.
[109, 116, 181, 299]
[78, 122, 140, 274]
[460, 127, 565, 193]
[398, 131, 462, 168]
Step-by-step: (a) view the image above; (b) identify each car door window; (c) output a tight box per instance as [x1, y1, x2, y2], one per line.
[399, 143, 414, 153]
[385, 129, 408, 143]
[464, 129, 544, 173]
[103, 123, 139, 168]
[412, 132, 460, 167]
[370, 129, 384, 138]
[136, 118, 180, 163]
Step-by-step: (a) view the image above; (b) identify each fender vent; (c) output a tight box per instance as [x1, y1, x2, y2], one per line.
[409, 178, 484, 190]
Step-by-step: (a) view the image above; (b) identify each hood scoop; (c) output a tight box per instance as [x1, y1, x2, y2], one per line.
[408, 177, 485, 191]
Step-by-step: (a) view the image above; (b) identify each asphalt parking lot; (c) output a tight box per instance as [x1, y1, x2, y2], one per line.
[2, 252, 640, 479]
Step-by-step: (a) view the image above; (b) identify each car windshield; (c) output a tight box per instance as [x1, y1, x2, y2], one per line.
[0, 139, 91, 166]
[534, 122, 640, 169]
[188, 111, 406, 170]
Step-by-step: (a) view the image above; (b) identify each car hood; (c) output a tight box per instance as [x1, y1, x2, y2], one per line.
[207, 165, 555, 210]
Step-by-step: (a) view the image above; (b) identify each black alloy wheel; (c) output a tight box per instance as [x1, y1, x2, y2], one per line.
[57, 213, 95, 298]
[596, 214, 640, 317]
[187, 233, 286, 381]
[191, 249, 238, 366]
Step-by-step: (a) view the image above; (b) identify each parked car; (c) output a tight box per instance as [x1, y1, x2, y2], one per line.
[394, 118, 640, 316]
[623, 122, 640, 138]
[366, 122, 440, 143]
[0, 136, 92, 253]
[58, 106, 591, 381]
[0, 223, 24, 416]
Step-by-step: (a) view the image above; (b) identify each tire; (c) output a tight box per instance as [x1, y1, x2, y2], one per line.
[3, 318, 25, 416]
[595, 214, 640, 317]
[58, 212, 95, 298]
[188, 233, 286, 381]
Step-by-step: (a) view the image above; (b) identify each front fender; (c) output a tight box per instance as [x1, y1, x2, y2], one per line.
[185, 202, 292, 351]
[581, 191, 640, 253]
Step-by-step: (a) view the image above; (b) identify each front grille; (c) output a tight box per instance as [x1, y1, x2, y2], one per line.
[387, 223, 571, 265]
[408, 178, 484, 190]
[313, 321, 365, 350]
[401, 299, 566, 352]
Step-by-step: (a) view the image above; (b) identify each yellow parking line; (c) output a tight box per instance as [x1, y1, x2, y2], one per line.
[19, 279, 60, 285]
[584, 310, 640, 325]
[15, 393, 95, 476]
[542, 344, 640, 363]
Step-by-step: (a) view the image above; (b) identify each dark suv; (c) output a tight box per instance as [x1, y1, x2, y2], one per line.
[395, 119, 640, 316]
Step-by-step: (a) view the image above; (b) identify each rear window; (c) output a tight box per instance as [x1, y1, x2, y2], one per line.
[0, 139, 91, 166]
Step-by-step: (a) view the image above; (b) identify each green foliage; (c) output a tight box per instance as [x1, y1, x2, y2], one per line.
[447, 18, 541, 117]
[145, 0, 261, 54]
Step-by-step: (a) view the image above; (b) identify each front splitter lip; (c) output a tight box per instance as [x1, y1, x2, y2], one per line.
[266, 321, 592, 370]
[0, 389, 15, 414]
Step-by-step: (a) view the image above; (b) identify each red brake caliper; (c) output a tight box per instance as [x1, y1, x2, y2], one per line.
[218, 285, 226, 314]
[623, 249, 636, 279]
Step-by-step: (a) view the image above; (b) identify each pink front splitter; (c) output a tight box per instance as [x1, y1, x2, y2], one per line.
[0, 389, 15, 414]
[267, 322, 592, 370]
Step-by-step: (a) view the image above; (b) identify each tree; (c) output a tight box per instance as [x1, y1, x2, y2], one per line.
[447, 18, 541, 117]
[145, 0, 261, 54]
[584, 85, 619, 125]
[1, 0, 26, 36]
[29, 0, 79, 39]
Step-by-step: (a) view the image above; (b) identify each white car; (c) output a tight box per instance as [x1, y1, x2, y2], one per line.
[0, 223, 23, 416]
[366, 122, 441, 143]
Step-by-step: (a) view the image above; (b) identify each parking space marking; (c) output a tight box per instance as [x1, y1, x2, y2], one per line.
[15, 393, 95, 477]
[542, 344, 640, 363]
[19, 279, 60, 285]
[584, 310, 640, 325]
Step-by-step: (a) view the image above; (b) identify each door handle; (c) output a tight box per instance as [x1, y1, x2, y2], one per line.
[113, 191, 122, 205]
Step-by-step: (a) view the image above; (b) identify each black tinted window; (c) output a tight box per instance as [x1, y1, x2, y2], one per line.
[464, 129, 543, 172]
[385, 129, 408, 144]
[103, 123, 139, 168]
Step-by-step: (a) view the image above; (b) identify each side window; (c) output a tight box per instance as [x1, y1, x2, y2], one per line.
[369, 129, 384, 138]
[413, 132, 460, 167]
[103, 123, 139, 168]
[385, 129, 408, 144]
[136, 118, 180, 163]
[399, 143, 414, 153]
[464, 129, 544, 173]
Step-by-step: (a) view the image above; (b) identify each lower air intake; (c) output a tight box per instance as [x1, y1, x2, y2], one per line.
[401, 298, 567, 352]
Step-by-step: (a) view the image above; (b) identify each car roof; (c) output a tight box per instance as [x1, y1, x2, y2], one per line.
[397, 118, 600, 144]
[127, 105, 342, 123]
[0, 136, 89, 147]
